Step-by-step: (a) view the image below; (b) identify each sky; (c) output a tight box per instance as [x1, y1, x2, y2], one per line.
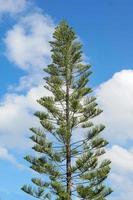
[0, 0, 133, 199]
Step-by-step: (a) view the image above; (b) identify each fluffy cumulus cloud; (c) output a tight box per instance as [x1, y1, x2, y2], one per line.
[0, 85, 51, 150]
[96, 69, 133, 144]
[106, 145, 133, 200]
[4, 11, 55, 91]
[95, 70, 133, 199]
[107, 145, 133, 173]
[0, 9, 55, 167]
[0, 146, 23, 168]
[109, 172, 133, 200]
[0, 0, 28, 15]
[4, 12, 54, 71]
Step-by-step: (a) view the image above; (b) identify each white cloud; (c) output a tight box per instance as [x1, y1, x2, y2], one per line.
[0, 146, 23, 168]
[0, 0, 28, 15]
[0, 146, 16, 162]
[4, 11, 54, 91]
[95, 70, 133, 199]
[106, 145, 133, 173]
[0, 11, 54, 169]
[104, 145, 133, 200]
[109, 172, 133, 200]
[0, 85, 51, 150]
[4, 12, 54, 71]
[96, 69, 133, 144]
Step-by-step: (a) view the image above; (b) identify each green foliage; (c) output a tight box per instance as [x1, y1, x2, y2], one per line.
[22, 21, 112, 199]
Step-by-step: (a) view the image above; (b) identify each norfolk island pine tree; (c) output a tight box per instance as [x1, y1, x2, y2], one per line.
[22, 21, 112, 200]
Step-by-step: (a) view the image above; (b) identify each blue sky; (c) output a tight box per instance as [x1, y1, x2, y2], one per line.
[0, 0, 133, 200]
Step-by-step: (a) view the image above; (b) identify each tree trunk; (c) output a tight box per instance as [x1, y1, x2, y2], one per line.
[66, 144, 71, 199]
[66, 70, 71, 200]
